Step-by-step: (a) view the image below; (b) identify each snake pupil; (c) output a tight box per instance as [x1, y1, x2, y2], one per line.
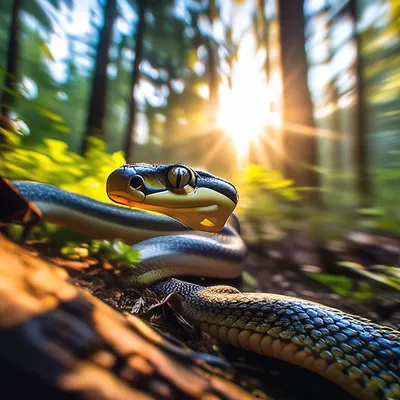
[167, 166, 191, 189]
[130, 176, 143, 190]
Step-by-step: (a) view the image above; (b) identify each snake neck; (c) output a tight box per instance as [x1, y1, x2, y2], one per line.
[151, 278, 203, 298]
[11, 181, 191, 244]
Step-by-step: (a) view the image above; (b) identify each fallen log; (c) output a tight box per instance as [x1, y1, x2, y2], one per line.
[0, 235, 261, 400]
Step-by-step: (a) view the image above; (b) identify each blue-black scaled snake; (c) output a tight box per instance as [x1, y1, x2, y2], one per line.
[10, 163, 400, 400]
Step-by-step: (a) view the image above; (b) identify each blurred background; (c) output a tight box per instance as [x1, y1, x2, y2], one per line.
[1, 0, 400, 229]
[1, 0, 400, 350]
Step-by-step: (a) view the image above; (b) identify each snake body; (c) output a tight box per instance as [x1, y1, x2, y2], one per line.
[10, 163, 400, 400]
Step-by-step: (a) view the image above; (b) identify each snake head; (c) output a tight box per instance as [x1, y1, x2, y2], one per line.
[106, 163, 238, 232]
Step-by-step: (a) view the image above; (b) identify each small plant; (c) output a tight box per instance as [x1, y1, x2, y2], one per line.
[61, 239, 140, 267]
[237, 162, 400, 242]
[0, 136, 126, 203]
[0, 130, 135, 266]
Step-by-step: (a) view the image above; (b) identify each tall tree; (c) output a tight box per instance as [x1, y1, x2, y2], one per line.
[254, 0, 274, 168]
[136, 1, 191, 161]
[124, 0, 147, 162]
[349, 0, 369, 200]
[256, 0, 270, 93]
[277, 0, 319, 195]
[0, 0, 21, 143]
[0, 0, 73, 143]
[204, 0, 219, 126]
[313, 6, 342, 183]
[82, 0, 117, 155]
[59, 34, 92, 152]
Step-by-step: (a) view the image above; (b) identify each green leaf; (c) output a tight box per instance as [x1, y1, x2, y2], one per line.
[61, 242, 89, 259]
[52, 123, 71, 133]
[41, 42, 55, 62]
[304, 273, 352, 296]
[241, 270, 261, 290]
[91, 239, 140, 266]
[304, 272, 376, 301]
[34, 105, 65, 123]
[337, 262, 400, 292]
[0, 128, 22, 145]
[357, 208, 385, 217]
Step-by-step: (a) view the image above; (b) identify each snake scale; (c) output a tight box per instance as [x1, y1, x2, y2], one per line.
[10, 163, 400, 400]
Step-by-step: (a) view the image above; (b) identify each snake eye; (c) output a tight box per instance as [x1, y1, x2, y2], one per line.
[130, 175, 144, 190]
[167, 166, 192, 189]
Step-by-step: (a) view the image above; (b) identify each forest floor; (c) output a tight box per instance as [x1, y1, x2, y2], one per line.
[7, 221, 399, 400]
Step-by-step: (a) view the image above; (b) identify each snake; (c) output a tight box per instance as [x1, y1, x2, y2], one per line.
[9, 163, 400, 400]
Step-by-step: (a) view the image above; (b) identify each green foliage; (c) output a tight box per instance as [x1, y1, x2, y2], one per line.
[1, 134, 140, 267]
[60, 242, 90, 259]
[305, 259, 400, 299]
[90, 239, 140, 266]
[303, 272, 377, 301]
[0, 136, 126, 203]
[236, 164, 304, 238]
[237, 164, 301, 217]
[337, 261, 400, 292]
[14, 30, 77, 146]
[238, 161, 400, 242]
[6, 223, 140, 268]
[61, 239, 140, 266]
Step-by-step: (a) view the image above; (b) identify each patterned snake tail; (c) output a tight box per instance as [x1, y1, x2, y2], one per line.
[153, 279, 400, 400]
[8, 163, 400, 400]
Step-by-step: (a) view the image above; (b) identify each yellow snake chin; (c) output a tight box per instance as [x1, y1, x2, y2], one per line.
[200, 322, 385, 400]
[110, 186, 237, 233]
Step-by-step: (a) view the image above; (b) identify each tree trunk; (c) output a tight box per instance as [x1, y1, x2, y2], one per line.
[205, 40, 218, 123]
[124, 0, 147, 162]
[0, 0, 21, 143]
[163, 60, 179, 164]
[324, 9, 342, 189]
[257, 0, 270, 89]
[82, 0, 117, 155]
[205, 0, 219, 126]
[277, 0, 319, 197]
[255, 0, 275, 169]
[349, 0, 370, 202]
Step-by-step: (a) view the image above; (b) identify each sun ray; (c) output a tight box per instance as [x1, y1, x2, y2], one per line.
[215, 33, 281, 167]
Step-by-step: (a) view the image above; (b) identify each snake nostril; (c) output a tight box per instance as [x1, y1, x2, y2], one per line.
[130, 176, 144, 190]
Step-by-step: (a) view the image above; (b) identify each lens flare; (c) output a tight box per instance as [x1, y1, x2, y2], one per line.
[216, 34, 281, 165]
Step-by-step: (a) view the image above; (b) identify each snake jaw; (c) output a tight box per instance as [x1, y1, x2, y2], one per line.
[108, 187, 235, 232]
[143, 187, 236, 232]
[108, 191, 145, 206]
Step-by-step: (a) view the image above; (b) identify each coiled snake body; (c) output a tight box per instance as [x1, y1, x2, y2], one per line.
[11, 163, 400, 400]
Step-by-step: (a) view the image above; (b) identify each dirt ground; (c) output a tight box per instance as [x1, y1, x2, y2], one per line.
[13, 222, 399, 400]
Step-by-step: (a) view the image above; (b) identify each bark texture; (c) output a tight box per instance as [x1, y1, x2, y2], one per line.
[82, 0, 117, 154]
[278, 0, 319, 194]
[124, 0, 147, 162]
[0, 235, 258, 400]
